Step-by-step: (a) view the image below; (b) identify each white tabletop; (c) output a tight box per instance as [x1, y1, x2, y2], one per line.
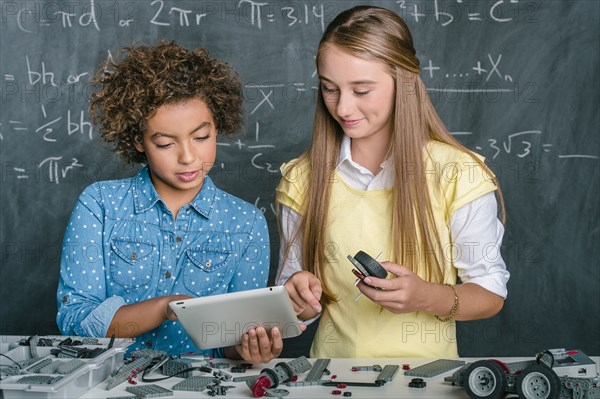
[81, 356, 600, 399]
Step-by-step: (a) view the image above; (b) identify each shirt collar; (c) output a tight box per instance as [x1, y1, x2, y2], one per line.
[133, 167, 160, 213]
[133, 167, 217, 218]
[337, 134, 392, 174]
[187, 176, 217, 218]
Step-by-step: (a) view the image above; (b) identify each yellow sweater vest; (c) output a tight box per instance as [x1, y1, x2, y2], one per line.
[277, 141, 497, 358]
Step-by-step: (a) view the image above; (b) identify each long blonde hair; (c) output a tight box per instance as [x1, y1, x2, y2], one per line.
[283, 6, 504, 303]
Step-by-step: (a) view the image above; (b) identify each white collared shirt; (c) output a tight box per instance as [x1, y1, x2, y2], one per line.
[277, 135, 509, 298]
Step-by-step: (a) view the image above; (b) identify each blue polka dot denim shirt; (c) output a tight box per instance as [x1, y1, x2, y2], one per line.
[56, 167, 269, 356]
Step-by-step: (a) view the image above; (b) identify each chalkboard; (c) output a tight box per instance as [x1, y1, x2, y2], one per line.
[0, 0, 598, 358]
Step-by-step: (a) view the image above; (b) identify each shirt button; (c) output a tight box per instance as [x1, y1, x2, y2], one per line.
[176, 236, 182, 243]
[61, 296, 68, 303]
[130, 253, 137, 260]
[205, 260, 212, 268]
[145, 341, 152, 348]
[165, 271, 171, 279]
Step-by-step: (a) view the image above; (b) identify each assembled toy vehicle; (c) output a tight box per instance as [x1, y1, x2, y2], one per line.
[445, 349, 599, 399]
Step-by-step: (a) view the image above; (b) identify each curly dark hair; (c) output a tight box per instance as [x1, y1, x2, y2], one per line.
[89, 40, 244, 164]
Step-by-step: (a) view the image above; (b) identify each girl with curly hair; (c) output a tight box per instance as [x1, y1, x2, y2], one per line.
[277, 6, 510, 358]
[57, 41, 281, 362]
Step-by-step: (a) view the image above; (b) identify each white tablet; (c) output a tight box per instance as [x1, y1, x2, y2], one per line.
[169, 286, 302, 350]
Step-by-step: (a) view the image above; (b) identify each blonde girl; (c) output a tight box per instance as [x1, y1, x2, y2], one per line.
[277, 6, 509, 358]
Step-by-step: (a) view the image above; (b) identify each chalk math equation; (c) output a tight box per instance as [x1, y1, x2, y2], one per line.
[423, 53, 514, 83]
[12, 157, 83, 184]
[421, 52, 531, 101]
[396, 0, 539, 26]
[4, 0, 539, 34]
[452, 130, 598, 161]
[4, 0, 332, 32]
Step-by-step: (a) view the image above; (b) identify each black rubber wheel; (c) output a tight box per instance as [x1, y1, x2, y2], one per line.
[464, 360, 508, 399]
[353, 251, 387, 278]
[516, 364, 561, 399]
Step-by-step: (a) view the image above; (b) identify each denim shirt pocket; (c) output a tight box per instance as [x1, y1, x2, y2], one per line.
[183, 246, 233, 296]
[109, 239, 156, 289]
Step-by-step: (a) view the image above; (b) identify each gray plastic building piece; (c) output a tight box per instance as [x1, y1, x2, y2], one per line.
[321, 380, 383, 388]
[125, 384, 173, 398]
[289, 357, 312, 373]
[247, 357, 312, 392]
[264, 387, 290, 397]
[105, 357, 154, 390]
[16, 375, 63, 384]
[408, 377, 427, 388]
[285, 380, 325, 387]
[377, 365, 400, 382]
[29, 336, 40, 359]
[505, 360, 536, 373]
[39, 361, 59, 374]
[351, 364, 382, 372]
[266, 356, 311, 385]
[56, 359, 85, 374]
[15, 376, 47, 385]
[305, 358, 331, 381]
[207, 383, 234, 396]
[213, 362, 230, 369]
[171, 376, 215, 392]
[15, 358, 38, 369]
[57, 347, 80, 358]
[212, 369, 233, 382]
[404, 359, 465, 377]
[26, 358, 53, 373]
[0, 366, 20, 378]
[130, 349, 168, 359]
[233, 375, 260, 383]
[162, 358, 194, 378]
